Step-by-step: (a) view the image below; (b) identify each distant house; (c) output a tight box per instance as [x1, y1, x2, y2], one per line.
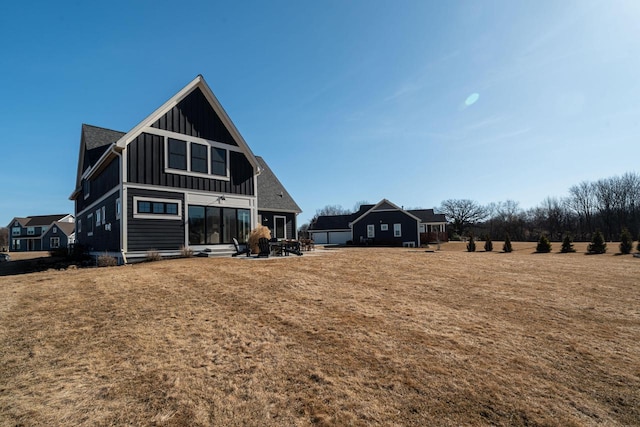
[69, 75, 300, 262]
[7, 214, 75, 252]
[309, 199, 447, 246]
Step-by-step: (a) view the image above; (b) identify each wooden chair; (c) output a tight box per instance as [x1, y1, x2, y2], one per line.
[258, 238, 270, 258]
[232, 238, 251, 257]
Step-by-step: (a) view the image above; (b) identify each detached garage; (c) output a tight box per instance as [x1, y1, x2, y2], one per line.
[308, 214, 353, 245]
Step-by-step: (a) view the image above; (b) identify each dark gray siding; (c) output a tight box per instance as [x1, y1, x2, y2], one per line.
[127, 133, 254, 195]
[77, 158, 120, 213]
[127, 188, 185, 252]
[352, 211, 419, 246]
[42, 228, 71, 251]
[151, 87, 238, 146]
[75, 192, 121, 252]
[259, 211, 297, 240]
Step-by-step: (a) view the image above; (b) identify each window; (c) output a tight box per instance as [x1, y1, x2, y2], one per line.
[13, 239, 20, 250]
[50, 237, 60, 249]
[27, 227, 35, 235]
[83, 179, 90, 199]
[12, 227, 20, 236]
[53, 227, 58, 234]
[102, 206, 106, 224]
[87, 214, 94, 236]
[133, 197, 182, 220]
[191, 143, 208, 173]
[78, 219, 82, 233]
[394, 223, 402, 237]
[189, 206, 251, 245]
[211, 147, 227, 176]
[168, 138, 187, 170]
[380, 224, 388, 231]
[96, 209, 102, 226]
[367, 224, 375, 238]
[274, 216, 287, 240]
[116, 198, 121, 220]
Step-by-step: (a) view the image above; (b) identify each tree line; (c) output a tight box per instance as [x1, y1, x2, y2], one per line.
[439, 171, 640, 242]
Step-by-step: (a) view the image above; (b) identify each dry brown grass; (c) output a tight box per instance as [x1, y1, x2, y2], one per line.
[1, 244, 638, 426]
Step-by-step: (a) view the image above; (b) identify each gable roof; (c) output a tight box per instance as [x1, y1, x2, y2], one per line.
[256, 156, 301, 213]
[72, 75, 261, 198]
[407, 209, 447, 223]
[350, 199, 421, 225]
[7, 214, 72, 228]
[309, 214, 354, 231]
[50, 221, 76, 236]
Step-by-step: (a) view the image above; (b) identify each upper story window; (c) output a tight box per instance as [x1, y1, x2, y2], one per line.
[12, 227, 20, 236]
[27, 227, 35, 235]
[116, 198, 121, 220]
[83, 179, 90, 199]
[164, 136, 228, 179]
[168, 138, 187, 170]
[53, 227, 58, 234]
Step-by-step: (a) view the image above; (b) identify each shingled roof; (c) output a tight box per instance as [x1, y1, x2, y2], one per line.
[407, 209, 447, 223]
[82, 124, 126, 172]
[256, 156, 301, 213]
[51, 221, 76, 236]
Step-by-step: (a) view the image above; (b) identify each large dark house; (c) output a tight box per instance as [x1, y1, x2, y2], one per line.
[309, 199, 447, 246]
[7, 214, 75, 252]
[70, 75, 300, 262]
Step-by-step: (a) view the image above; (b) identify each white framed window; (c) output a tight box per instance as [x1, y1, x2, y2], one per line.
[133, 196, 182, 220]
[380, 224, 388, 231]
[83, 179, 90, 199]
[50, 237, 60, 248]
[27, 227, 35, 235]
[367, 224, 375, 238]
[96, 209, 102, 226]
[101, 206, 106, 224]
[13, 239, 20, 249]
[12, 227, 20, 236]
[164, 136, 229, 180]
[78, 219, 82, 233]
[53, 227, 58, 234]
[274, 215, 287, 240]
[116, 198, 121, 220]
[419, 224, 426, 233]
[394, 223, 402, 237]
[87, 214, 94, 236]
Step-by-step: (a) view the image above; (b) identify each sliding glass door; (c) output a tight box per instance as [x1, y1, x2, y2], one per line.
[189, 205, 251, 245]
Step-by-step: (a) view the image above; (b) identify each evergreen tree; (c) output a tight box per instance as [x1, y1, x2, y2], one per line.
[503, 233, 513, 253]
[619, 228, 632, 254]
[467, 234, 476, 252]
[536, 235, 552, 253]
[484, 235, 493, 252]
[560, 234, 576, 253]
[587, 230, 607, 254]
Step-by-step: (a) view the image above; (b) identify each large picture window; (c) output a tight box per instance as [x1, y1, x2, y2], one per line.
[133, 197, 182, 220]
[188, 206, 250, 245]
[165, 137, 228, 178]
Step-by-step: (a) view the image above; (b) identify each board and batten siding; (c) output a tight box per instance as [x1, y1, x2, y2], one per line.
[151, 87, 238, 146]
[126, 133, 254, 195]
[76, 191, 121, 252]
[126, 188, 185, 252]
[259, 211, 297, 240]
[352, 211, 419, 246]
[77, 158, 120, 213]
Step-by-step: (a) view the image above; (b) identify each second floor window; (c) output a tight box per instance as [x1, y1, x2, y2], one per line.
[168, 138, 187, 170]
[27, 227, 35, 235]
[12, 227, 20, 236]
[211, 147, 227, 176]
[191, 143, 208, 173]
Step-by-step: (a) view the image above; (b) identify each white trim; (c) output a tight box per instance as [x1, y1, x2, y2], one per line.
[350, 199, 421, 226]
[133, 196, 183, 220]
[162, 134, 231, 181]
[147, 127, 245, 153]
[394, 223, 402, 237]
[87, 213, 94, 237]
[50, 237, 60, 249]
[115, 198, 121, 220]
[381, 224, 388, 231]
[76, 186, 120, 218]
[367, 224, 375, 238]
[274, 215, 287, 240]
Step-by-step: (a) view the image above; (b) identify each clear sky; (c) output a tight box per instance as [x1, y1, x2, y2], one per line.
[1, 0, 639, 227]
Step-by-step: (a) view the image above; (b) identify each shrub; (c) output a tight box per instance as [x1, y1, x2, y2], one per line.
[180, 245, 194, 258]
[466, 235, 476, 252]
[560, 234, 576, 253]
[97, 253, 118, 267]
[249, 225, 272, 254]
[484, 235, 493, 252]
[587, 231, 607, 254]
[619, 228, 632, 255]
[536, 235, 552, 253]
[638, 233, 640, 253]
[503, 233, 513, 253]
[146, 250, 162, 262]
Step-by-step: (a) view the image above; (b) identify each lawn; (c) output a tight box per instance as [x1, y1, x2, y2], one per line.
[0, 244, 638, 426]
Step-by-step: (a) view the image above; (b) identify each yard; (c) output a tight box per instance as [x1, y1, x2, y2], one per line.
[0, 244, 638, 426]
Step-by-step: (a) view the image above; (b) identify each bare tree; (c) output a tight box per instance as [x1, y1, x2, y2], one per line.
[0, 227, 8, 251]
[568, 181, 597, 240]
[439, 199, 488, 237]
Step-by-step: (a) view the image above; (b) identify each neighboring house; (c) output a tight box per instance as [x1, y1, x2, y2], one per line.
[309, 199, 447, 246]
[42, 221, 76, 251]
[69, 75, 300, 262]
[7, 214, 74, 252]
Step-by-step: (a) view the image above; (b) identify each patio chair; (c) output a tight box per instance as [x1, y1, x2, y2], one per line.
[283, 240, 303, 256]
[232, 238, 251, 257]
[257, 237, 270, 258]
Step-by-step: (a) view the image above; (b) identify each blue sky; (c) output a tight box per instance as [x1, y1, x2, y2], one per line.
[2, 0, 639, 227]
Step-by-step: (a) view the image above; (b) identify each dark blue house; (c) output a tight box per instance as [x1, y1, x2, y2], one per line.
[7, 214, 75, 252]
[70, 75, 300, 262]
